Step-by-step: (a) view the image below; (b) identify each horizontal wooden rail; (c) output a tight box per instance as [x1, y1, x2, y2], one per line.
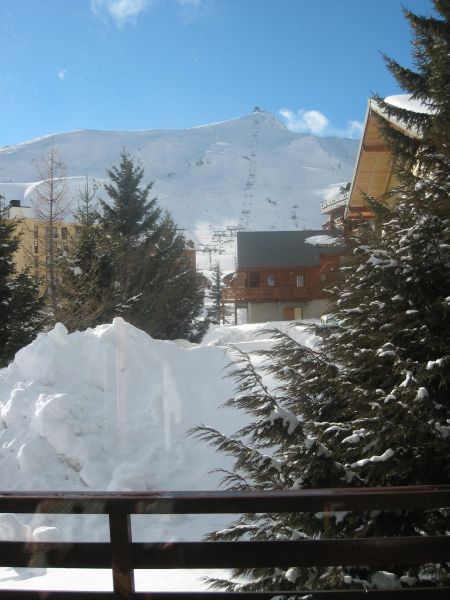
[3, 590, 450, 599]
[0, 486, 449, 599]
[2, 535, 449, 569]
[221, 286, 316, 302]
[1, 485, 449, 514]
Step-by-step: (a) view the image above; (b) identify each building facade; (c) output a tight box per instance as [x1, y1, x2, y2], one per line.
[222, 230, 343, 324]
[5, 199, 77, 294]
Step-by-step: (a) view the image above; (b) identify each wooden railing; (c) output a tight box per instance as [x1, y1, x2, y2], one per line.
[0, 486, 449, 599]
[221, 286, 317, 303]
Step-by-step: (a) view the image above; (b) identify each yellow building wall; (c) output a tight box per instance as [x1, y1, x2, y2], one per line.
[10, 216, 77, 295]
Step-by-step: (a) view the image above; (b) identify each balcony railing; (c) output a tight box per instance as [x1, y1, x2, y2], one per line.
[320, 191, 350, 214]
[221, 286, 319, 302]
[0, 486, 449, 599]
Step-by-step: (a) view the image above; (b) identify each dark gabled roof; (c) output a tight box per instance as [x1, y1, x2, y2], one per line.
[236, 230, 343, 269]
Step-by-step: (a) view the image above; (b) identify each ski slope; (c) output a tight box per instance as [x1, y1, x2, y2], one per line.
[0, 111, 358, 271]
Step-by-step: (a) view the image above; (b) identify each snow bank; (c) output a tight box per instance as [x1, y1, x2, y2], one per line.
[0, 318, 316, 589]
[0, 318, 245, 494]
[0, 319, 316, 530]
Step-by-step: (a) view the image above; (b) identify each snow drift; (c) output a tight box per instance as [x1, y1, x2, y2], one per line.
[0, 318, 317, 590]
[0, 318, 243, 494]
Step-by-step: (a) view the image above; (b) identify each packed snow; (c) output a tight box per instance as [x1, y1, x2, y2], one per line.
[0, 317, 318, 592]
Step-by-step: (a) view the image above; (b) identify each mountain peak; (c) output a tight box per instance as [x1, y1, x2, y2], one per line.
[0, 116, 359, 272]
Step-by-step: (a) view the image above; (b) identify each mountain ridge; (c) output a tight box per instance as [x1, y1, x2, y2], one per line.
[0, 111, 359, 270]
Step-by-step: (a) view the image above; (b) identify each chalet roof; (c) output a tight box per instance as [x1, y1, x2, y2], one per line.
[369, 98, 423, 140]
[236, 230, 343, 269]
[345, 95, 424, 221]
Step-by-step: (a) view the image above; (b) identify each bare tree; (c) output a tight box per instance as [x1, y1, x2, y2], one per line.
[32, 140, 70, 315]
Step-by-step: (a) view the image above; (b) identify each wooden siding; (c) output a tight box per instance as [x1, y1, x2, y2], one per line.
[223, 255, 339, 304]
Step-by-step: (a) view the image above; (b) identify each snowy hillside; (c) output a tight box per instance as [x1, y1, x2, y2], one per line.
[0, 111, 358, 271]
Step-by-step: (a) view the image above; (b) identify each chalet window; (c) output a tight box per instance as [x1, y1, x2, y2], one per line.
[34, 225, 39, 239]
[248, 272, 260, 288]
[61, 227, 68, 240]
[296, 274, 304, 287]
[267, 275, 275, 287]
[34, 240, 39, 253]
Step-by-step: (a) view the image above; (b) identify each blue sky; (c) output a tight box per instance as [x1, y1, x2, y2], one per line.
[0, 0, 434, 146]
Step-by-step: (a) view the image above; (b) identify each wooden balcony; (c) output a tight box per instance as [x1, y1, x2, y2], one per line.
[0, 486, 449, 599]
[221, 285, 319, 303]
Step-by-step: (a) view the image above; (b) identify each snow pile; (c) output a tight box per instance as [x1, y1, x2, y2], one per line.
[0, 318, 317, 590]
[0, 318, 242, 495]
[0, 319, 316, 516]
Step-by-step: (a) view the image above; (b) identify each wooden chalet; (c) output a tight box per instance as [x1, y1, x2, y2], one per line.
[222, 230, 343, 324]
[344, 97, 421, 232]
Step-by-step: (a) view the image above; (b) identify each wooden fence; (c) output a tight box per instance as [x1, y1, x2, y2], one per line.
[0, 486, 449, 599]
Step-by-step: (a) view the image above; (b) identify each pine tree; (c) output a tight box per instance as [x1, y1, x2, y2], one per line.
[100, 150, 160, 241]
[207, 262, 224, 325]
[193, 1, 450, 591]
[100, 152, 207, 341]
[58, 177, 113, 331]
[0, 212, 45, 368]
[373, 0, 449, 212]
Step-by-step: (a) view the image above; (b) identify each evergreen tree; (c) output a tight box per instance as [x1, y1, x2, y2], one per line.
[58, 178, 113, 331]
[373, 0, 449, 213]
[100, 150, 160, 241]
[193, 1, 450, 591]
[100, 152, 207, 341]
[207, 262, 224, 325]
[0, 212, 45, 368]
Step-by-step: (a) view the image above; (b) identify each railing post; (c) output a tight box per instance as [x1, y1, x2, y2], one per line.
[109, 509, 135, 600]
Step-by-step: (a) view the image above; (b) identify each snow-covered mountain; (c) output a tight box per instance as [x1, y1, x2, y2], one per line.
[0, 111, 358, 270]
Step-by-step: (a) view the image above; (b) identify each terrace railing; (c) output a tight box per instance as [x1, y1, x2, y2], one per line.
[221, 285, 316, 303]
[0, 485, 449, 599]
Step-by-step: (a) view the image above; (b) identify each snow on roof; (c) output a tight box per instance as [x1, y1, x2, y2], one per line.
[305, 234, 342, 246]
[369, 95, 431, 139]
[384, 95, 431, 115]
